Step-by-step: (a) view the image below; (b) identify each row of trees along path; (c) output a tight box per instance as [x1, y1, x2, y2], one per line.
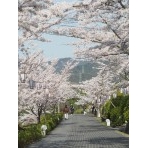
[27, 114, 129, 148]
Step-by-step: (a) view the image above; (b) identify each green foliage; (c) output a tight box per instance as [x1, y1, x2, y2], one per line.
[18, 113, 63, 148]
[65, 98, 81, 113]
[101, 95, 129, 127]
[18, 124, 42, 148]
[123, 109, 129, 121]
[102, 101, 111, 119]
[75, 108, 83, 114]
[66, 98, 78, 106]
[110, 107, 122, 126]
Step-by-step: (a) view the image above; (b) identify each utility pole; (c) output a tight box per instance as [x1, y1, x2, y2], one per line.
[79, 72, 82, 83]
[79, 65, 84, 83]
[82, 65, 84, 74]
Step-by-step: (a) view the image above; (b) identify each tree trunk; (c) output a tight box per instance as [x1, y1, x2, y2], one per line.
[37, 107, 42, 124]
[97, 108, 101, 117]
[43, 109, 47, 123]
[97, 104, 101, 117]
[37, 115, 41, 124]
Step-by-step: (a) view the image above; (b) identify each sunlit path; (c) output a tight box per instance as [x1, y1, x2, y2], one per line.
[27, 114, 129, 148]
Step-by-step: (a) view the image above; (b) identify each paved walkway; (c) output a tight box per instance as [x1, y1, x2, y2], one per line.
[27, 114, 129, 148]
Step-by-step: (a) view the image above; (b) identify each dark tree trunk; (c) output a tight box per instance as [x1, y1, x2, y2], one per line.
[37, 115, 41, 124]
[37, 107, 42, 124]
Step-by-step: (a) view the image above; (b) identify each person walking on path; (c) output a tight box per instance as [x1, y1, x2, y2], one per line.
[92, 105, 95, 114]
[70, 104, 74, 115]
[63, 105, 69, 119]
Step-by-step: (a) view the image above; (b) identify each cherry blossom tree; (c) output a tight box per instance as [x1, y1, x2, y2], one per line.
[49, 0, 129, 96]
[74, 60, 128, 116]
[18, 0, 73, 48]
[50, 0, 128, 58]
[18, 51, 78, 124]
[18, 0, 129, 70]
[18, 0, 129, 123]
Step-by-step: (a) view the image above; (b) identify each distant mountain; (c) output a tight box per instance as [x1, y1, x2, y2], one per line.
[53, 58, 100, 84]
[55, 58, 72, 72]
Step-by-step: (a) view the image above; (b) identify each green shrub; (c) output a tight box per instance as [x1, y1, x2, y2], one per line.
[52, 116, 59, 125]
[18, 124, 42, 148]
[110, 107, 120, 126]
[47, 119, 55, 129]
[56, 113, 64, 121]
[75, 108, 83, 114]
[123, 109, 129, 121]
[18, 113, 63, 148]
[101, 95, 129, 127]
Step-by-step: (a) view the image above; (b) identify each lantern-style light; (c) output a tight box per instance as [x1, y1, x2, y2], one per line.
[36, 83, 42, 90]
[20, 72, 26, 83]
[45, 88, 49, 95]
[113, 93, 117, 98]
[29, 79, 35, 89]
[42, 83, 46, 89]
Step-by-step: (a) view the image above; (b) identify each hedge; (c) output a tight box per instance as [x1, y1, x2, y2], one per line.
[18, 113, 63, 148]
[101, 94, 129, 127]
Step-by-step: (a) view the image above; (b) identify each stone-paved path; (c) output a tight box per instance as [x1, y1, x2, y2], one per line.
[27, 114, 129, 148]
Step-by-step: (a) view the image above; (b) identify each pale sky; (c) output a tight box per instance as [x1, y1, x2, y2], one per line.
[42, 0, 80, 59]
[19, 0, 81, 60]
[37, 34, 78, 59]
